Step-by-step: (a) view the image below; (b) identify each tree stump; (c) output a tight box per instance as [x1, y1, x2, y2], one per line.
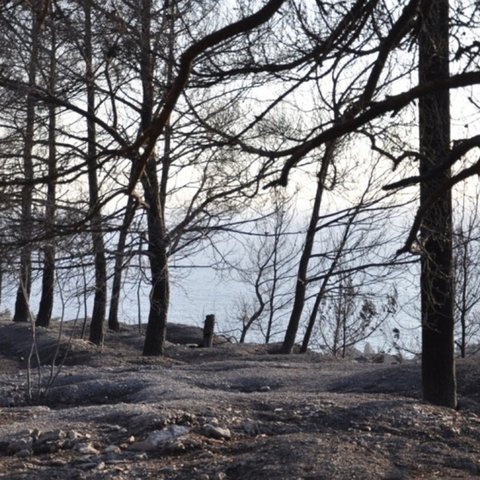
[202, 314, 215, 348]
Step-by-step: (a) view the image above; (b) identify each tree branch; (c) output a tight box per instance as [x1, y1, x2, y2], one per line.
[268, 71, 480, 187]
[126, 0, 287, 195]
[383, 134, 480, 190]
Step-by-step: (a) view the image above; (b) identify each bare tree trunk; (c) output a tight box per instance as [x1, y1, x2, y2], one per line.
[108, 197, 137, 331]
[281, 142, 334, 353]
[84, 0, 107, 345]
[0, 263, 3, 306]
[239, 306, 265, 344]
[265, 212, 284, 344]
[140, 0, 173, 356]
[37, 7, 57, 328]
[265, 244, 279, 344]
[419, 0, 456, 408]
[300, 198, 364, 352]
[13, 5, 39, 323]
[457, 237, 468, 358]
[142, 185, 169, 356]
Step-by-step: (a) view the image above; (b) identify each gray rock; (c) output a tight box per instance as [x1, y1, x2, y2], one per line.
[75, 442, 100, 455]
[104, 444, 122, 454]
[16, 448, 33, 458]
[7, 437, 32, 455]
[243, 419, 261, 435]
[36, 429, 66, 444]
[67, 430, 82, 441]
[202, 424, 231, 440]
[130, 425, 190, 451]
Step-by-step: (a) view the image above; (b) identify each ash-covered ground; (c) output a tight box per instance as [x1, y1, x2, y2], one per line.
[0, 317, 479, 479]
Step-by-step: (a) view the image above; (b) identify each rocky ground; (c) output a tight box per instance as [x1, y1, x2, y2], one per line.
[1, 317, 480, 479]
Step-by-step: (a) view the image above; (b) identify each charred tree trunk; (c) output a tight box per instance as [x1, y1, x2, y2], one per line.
[108, 197, 137, 331]
[142, 178, 170, 356]
[0, 263, 3, 306]
[202, 314, 215, 348]
[455, 227, 470, 359]
[265, 216, 282, 344]
[419, 0, 456, 408]
[37, 8, 57, 328]
[301, 200, 362, 352]
[281, 142, 334, 353]
[84, 0, 107, 345]
[13, 5, 39, 323]
[140, 0, 173, 356]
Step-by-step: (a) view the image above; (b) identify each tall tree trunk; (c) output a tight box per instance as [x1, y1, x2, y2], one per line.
[13, 5, 39, 323]
[142, 173, 170, 356]
[457, 236, 468, 358]
[281, 142, 334, 353]
[265, 234, 280, 344]
[141, 0, 174, 356]
[108, 197, 137, 331]
[37, 7, 57, 328]
[301, 199, 363, 352]
[0, 263, 3, 306]
[419, 0, 457, 408]
[84, 0, 107, 345]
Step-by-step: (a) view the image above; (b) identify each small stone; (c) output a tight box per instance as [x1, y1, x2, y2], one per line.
[159, 466, 176, 473]
[68, 430, 81, 441]
[131, 426, 190, 452]
[37, 430, 66, 444]
[181, 412, 196, 423]
[16, 448, 33, 458]
[243, 420, 260, 435]
[202, 424, 231, 440]
[104, 445, 121, 454]
[107, 424, 124, 432]
[134, 452, 148, 460]
[7, 438, 32, 455]
[75, 442, 100, 455]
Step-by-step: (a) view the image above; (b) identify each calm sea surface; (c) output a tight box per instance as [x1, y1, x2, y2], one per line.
[1, 263, 419, 353]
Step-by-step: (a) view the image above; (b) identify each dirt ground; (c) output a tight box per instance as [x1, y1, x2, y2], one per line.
[1, 316, 480, 479]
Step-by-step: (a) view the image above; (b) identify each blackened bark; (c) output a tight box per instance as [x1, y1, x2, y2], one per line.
[36, 246, 55, 327]
[142, 188, 169, 356]
[140, 0, 170, 356]
[300, 198, 362, 352]
[37, 12, 57, 328]
[13, 6, 39, 323]
[456, 239, 468, 358]
[202, 314, 215, 348]
[108, 198, 137, 331]
[300, 281, 326, 353]
[84, 0, 107, 345]
[0, 265, 3, 305]
[281, 142, 334, 353]
[419, 0, 457, 407]
[265, 240, 279, 344]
